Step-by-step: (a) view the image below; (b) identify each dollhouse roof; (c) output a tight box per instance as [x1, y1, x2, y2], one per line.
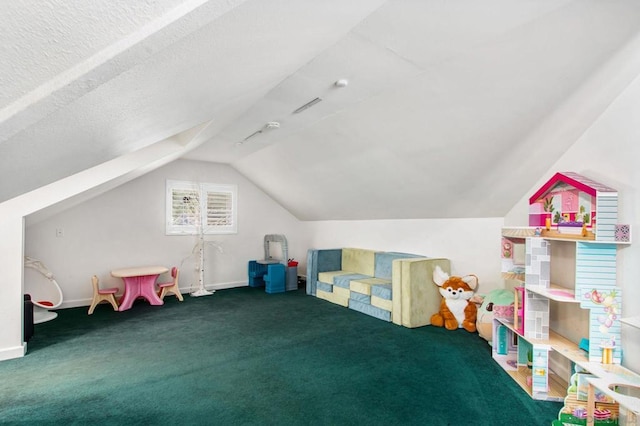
[529, 172, 617, 205]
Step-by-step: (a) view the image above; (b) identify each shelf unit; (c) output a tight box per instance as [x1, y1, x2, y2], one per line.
[500, 226, 533, 282]
[494, 227, 630, 403]
[493, 316, 589, 401]
[587, 365, 640, 425]
[526, 284, 580, 304]
[503, 173, 640, 424]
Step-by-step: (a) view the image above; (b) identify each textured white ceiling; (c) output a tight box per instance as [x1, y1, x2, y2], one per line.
[0, 0, 187, 107]
[2, 0, 640, 220]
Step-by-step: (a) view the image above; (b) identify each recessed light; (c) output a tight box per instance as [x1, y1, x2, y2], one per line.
[334, 79, 348, 87]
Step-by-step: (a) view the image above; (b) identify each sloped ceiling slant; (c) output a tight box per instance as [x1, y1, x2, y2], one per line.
[2, 0, 640, 223]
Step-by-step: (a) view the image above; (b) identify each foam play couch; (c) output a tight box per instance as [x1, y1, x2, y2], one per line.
[306, 248, 450, 328]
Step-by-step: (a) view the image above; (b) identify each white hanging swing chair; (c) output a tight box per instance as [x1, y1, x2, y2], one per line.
[24, 256, 64, 324]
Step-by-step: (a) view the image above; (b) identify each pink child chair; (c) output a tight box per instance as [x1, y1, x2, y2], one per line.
[88, 275, 119, 315]
[157, 267, 183, 302]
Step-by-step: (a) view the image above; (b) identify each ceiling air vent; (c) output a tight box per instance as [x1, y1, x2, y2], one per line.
[242, 129, 263, 142]
[293, 97, 322, 114]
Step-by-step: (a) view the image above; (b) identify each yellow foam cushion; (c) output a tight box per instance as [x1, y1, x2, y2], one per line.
[332, 286, 350, 300]
[317, 288, 349, 307]
[342, 248, 377, 276]
[371, 295, 393, 312]
[392, 258, 450, 328]
[350, 277, 391, 295]
[318, 271, 352, 284]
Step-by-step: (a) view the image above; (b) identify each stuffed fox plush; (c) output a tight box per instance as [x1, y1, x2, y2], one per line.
[431, 265, 478, 332]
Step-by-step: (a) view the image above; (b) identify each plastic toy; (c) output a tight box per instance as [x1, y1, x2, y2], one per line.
[514, 286, 525, 334]
[528, 171, 620, 241]
[247, 234, 293, 293]
[476, 288, 515, 343]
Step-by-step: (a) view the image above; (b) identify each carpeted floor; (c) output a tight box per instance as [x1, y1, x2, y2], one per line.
[0, 287, 561, 425]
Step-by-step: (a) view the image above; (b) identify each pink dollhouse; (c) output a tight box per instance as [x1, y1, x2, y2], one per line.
[529, 172, 619, 241]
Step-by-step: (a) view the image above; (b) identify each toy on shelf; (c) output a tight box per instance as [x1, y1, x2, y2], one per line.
[431, 265, 478, 332]
[528, 171, 629, 242]
[556, 362, 640, 426]
[513, 286, 525, 335]
[476, 288, 514, 344]
[500, 228, 533, 281]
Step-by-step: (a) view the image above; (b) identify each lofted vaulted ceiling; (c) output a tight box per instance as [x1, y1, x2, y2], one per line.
[2, 0, 640, 220]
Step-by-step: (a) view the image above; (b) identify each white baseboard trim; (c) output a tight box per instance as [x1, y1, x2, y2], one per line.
[59, 281, 249, 309]
[60, 299, 93, 309]
[195, 281, 248, 292]
[0, 343, 26, 361]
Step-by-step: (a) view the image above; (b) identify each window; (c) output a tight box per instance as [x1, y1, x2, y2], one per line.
[166, 180, 237, 235]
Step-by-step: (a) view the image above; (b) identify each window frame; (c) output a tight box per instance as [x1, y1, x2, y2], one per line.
[165, 180, 238, 235]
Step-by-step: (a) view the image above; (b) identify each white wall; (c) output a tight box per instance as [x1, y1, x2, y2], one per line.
[25, 159, 307, 306]
[304, 218, 504, 294]
[505, 73, 640, 373]
[24, 156, 504, 310]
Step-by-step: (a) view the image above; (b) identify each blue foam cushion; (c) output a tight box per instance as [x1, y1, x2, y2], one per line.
[350, 292, 371, 305]
[333, 274, 371, 289]
[348, 299, 391, 322]
[306, 249, 342, 296]
[371, 284, 392, 300]
[317, 249, 342, 272]
[316, 281, 332, 293]
[374, 252, 423, 279]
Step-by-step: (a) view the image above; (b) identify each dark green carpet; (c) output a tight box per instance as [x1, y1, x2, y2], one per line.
[0, 287, 561, 425]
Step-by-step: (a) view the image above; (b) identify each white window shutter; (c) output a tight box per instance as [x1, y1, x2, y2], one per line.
[167, 180, 237, 235]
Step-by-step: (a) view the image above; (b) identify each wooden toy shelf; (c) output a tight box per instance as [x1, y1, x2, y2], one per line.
[540, 229, 595, 240]
[500, 360, 567, 401]
[501, 272, 524, 281]
[542, 235, 631, 245]
[493, 317, 589, 402]
[586, 364, 640, 425]
[525, 284, 581, 304]
[497, 223, 631, 404]
[502, 173, 639, 424]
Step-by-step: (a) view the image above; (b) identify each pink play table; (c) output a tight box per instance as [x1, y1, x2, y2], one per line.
[111, 265, 168, 311]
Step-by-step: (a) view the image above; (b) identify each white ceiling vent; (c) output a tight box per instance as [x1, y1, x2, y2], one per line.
[293, 97, 322, 114]
[242, 129, 263, 142]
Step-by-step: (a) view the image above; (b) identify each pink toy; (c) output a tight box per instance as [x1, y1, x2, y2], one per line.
[593, 409, 611, 420]
[514, 286, 525, 334]
[111, 265, 168, 311]
[573, 407, 587, 419]
[493, 304, 514, 320]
